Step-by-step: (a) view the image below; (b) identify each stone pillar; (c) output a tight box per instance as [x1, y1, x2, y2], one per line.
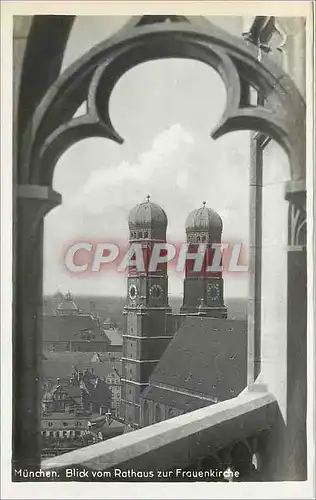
[284, 181, 307, 480]
[247, 134, 265, 384]
[13, 185, 61, 470]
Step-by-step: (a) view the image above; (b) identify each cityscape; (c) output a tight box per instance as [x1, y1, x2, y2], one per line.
[40, 199, 248, 458]
[8, 10, 311, 497]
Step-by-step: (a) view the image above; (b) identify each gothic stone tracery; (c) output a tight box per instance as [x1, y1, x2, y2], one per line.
[14, 14, 306, 469]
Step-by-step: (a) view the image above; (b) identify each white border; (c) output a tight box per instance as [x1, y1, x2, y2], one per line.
[1, 1, 315, 499]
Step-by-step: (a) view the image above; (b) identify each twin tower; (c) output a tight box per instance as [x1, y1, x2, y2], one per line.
[121, 196, 227, 428]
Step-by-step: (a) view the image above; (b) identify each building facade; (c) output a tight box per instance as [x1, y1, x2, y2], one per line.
[105, 367, 122, 417]
[181, 202, 227, 318]
[121, 198, 248, 429]
[42, 292, 123, 353]
[121, 196, 174, 428]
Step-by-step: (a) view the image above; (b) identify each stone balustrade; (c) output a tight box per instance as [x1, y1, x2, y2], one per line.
[41, 389, 278, 481]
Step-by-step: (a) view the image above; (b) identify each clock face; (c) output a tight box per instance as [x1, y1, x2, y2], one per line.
[207, 283, 220, 301]
[128, 284, 138, 300]
[149, 284, 164, 300]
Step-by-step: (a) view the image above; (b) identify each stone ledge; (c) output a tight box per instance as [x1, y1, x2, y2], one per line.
[42, 391, 277, 472]
[285, 179, 306, 209]
[17, 185, 62, 205]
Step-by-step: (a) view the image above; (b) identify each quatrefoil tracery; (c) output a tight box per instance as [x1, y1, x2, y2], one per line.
[20, 18, 305, 187]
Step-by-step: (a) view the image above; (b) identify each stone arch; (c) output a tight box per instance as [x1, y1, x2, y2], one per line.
[229, 440, 254, 479]
[18, 16, 305, 188]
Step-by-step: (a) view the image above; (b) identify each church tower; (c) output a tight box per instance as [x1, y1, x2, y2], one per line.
[181, 202, 227, 318]
[121, 196, 172, 428]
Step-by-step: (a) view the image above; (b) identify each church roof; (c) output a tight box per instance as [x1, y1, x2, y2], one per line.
[142, 317, 247, 407]
[185, 202, 222, 233]
[142, 385, 214, 413]
[128, 196, 167, 228]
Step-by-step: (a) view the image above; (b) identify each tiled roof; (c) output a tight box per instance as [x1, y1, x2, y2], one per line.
[43, 295, 126, 320]
[142, 385, 214, 412]
[42, 315, 110, 343]
[143, 317, 247, 406]
[102, 329, 123, 346]
[64, 385, 82, 399]
[90, 415, 124, 430]
[41, 351, 121, 381]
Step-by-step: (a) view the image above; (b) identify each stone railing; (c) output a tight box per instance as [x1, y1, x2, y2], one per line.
[41, 389, 278, 482]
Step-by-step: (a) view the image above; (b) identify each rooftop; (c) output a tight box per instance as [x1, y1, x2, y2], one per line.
[42, 351, 121, 381]
[102, 329, 123, 346]
[42, 315, 111, 343]
[143, 316, 247, 405]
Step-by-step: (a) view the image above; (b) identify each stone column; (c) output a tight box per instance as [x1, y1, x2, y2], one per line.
[13, 185, 61, 470]
[284, 181, 307, 480]
[247, 134, 266, 384]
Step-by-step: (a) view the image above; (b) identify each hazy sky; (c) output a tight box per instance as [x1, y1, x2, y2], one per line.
[43, 16, 251, 298]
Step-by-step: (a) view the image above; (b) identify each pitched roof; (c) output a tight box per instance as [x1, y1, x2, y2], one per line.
[57, 292, 80, 313]
[102, 329, 123, 346]
[142, 317, 247, 405]
[42, 315, 110, 343]
[41, 351, 121, 381]
[142, 385, 214, 413]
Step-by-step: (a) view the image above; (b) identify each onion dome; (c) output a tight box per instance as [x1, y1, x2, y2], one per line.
[185, 202, 222, 242]
[185, 201, 222, 232]
[128, 195, 167, 240]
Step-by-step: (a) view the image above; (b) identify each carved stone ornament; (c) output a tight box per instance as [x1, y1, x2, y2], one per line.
[19, 15, 305, 192]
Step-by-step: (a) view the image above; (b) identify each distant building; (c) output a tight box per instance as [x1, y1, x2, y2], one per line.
[87, 414, 124, 441]
[105, 367, 122, 417]
[40, 369, 123, 458]
[42, 351, 122, 417]
[41, 412, 94, 440]
[42, 292, 122, 353]
[41, 369, 112, 415]
[40, 368, 114, 455]
[121, 198, 247, 429]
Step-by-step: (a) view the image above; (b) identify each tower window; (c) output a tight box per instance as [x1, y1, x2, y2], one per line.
[144, 231, 148, 239]
[137, 231, 142, 239]
[202, 236, 206, 242]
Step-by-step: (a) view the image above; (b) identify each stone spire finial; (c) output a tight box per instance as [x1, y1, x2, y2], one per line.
[146, 194, 150, 202]
[202, 201, 206, 207]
